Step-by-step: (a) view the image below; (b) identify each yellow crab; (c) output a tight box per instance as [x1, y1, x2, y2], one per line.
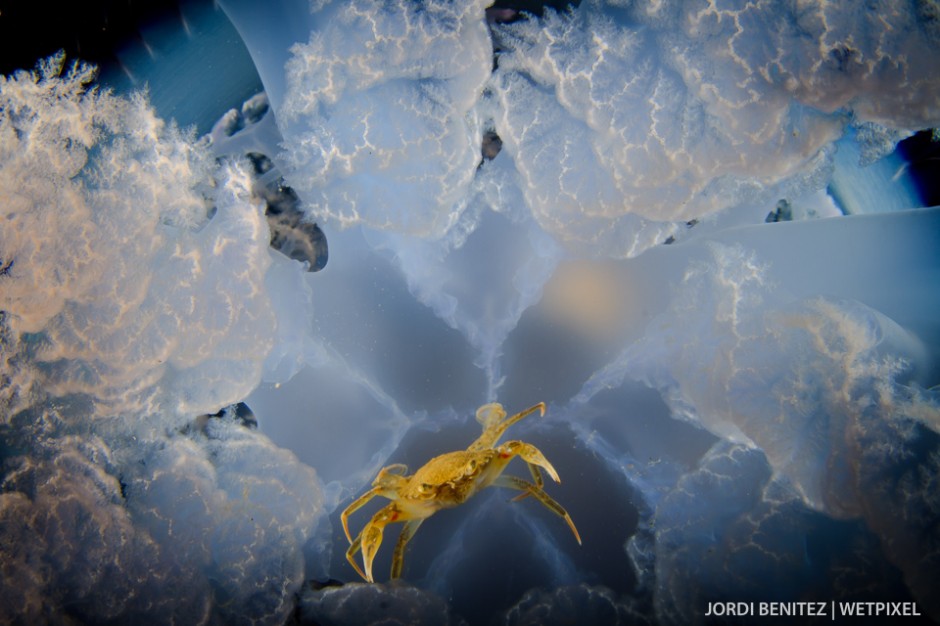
[341, 401, 581, 582]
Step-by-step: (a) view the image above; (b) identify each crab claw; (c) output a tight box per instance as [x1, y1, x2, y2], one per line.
[350, 502, 417, 583]
[500, 441, 561, 483]
[360, 522, 384, 583]
[475, 402, 507, 428]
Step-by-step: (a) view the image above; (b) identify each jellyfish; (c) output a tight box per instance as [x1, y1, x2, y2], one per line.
[1, 0, 939, 623]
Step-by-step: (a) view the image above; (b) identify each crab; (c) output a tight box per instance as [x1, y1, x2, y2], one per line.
[341, 401, 581, 582]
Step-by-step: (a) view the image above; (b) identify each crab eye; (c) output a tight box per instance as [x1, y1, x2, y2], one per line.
[418, 483, 434, 494]
[465, 459, 477, 474]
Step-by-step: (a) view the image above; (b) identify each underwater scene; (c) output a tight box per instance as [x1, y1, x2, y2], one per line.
[1, 0, 939, 624]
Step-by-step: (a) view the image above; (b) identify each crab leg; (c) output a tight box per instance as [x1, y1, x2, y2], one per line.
[390, 519, 424, 580]
[492, 474, 582, 545]
[345, 527, 369, 581]
[469, 402, 546, 450]
[526, 459, 544, 489]
[341, 464, 410, 544]
[341, 488, 381, 545]
[510, 461, 543, 503]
